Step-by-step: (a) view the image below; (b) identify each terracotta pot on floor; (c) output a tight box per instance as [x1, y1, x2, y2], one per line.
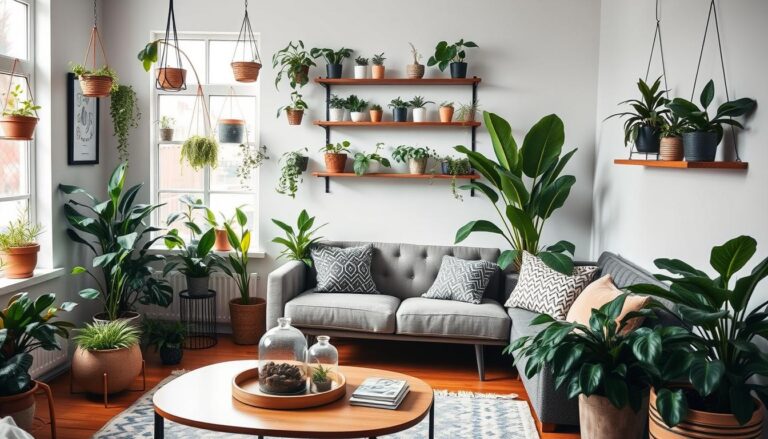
[0, 383, 38, 432]
[214, 228, 232, 251]
[660, 136, 684, 161]
[0, 115, 38, 140]
[71, 344, 143, 395]
[579, 393, 647, 439]
[229, 297, 266, 345]
[1, 244, 40, 279]
[324, 153, 347, 173]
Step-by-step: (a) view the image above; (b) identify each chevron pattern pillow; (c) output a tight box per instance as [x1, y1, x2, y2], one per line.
[422, 256, 498, 304]
[311, 244, 380, 294]
[504, 252, 598, 320]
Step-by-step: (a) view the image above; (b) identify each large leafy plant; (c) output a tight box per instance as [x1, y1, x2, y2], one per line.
[163, 196, 225, 279]
[271, 40, 316, 89]
[216, 208, 254, 304]
[427, 39, 478, 71]
[627, 235, 768, 427]
[605, 77, 670, 146]
[455, 111, 578, 274]
[272, 210, 326, 267]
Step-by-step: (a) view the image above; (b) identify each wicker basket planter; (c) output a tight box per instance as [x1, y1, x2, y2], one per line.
[232, 61, 262, 83]
[79, 75, 113, 98]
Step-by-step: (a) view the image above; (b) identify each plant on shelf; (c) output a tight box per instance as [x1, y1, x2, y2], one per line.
[276, 91, 308, 126]
[0, 209, 42, 279]
[441, 156, 473, 200]
[346, 94, 368, 122]
[439, 101, 455, 123]
[272, 40, 316, 89]
[329, 94, 347, 122]
[237, 144, 269, 189]
[276, 148, 309, 198]
[605, 77, 670, 154]
[392, 145, 434, 174]
[0, 293, 75, 432]
[454, 111, 578, 274]
[369, 103, 383, 123]
[354, 56, 369, 79]
[388, 96, 412, 122]
[667, 79, 756, 162]
[627, 235, 768, 433]
[371, 52, 386, 79]
[354, 142, 392, 176]
[62, 162, 175, 322]
[1, 84, 40, 140]
[407, 42, 425, 79]
[272, 209, 326, 267]
[658, 115, 687, 161]
[312, 362, 333, 392]
[181, 135, 219, 170]
[109, 84, 141, 162]
[310, 47, 353, 79]
[410, 96, 434, 123]
[71, 63, 119, 94]
[427, 39, 478, 78]
[320, 140, 351, 173]
[455, 101, 479, 122]
[158, 116, 175, 141]
[142, 319, 186, 366]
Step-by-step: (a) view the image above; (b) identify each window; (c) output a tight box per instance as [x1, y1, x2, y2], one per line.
[151, 33, 260, 238]
[0, 0, 34, 227]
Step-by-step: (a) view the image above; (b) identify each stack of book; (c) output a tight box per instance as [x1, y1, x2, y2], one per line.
[349, 377, 410, 409]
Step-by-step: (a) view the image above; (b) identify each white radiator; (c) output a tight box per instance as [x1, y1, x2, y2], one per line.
[136, 272, 259, 323]
[30, 346, 67, 378]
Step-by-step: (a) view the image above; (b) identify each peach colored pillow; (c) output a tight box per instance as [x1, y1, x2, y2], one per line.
[565, 274, 650, 333]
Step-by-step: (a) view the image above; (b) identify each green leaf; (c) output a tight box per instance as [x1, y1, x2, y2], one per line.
[632, 330, 662, 364]
[241, 230, 251, 253]
[700, 80, 715, 109]
[536, 175, 576, 219]
[710, 235, 757, 285]
[689, 357, 724, 396]
[497, 250, 519, 270]
[732, 256, 768, 312]
[605, 376, 629, 409]
[117, 232, 138, 251]
[459, 182, 499, 203]
[92, 252, 117, 268]
[601, 295, 628, 321]
[730, 385, 756, 426]
[454, 220, 506, 244]
[506, 206, 538, 245]
[71, 266, 87, 275]
[235, 208, 248, 227]
[520, 114, 564, 178]
[677, 304, 728, 326]
[656, 388, 688, 427]
[196, 228, 216, 257]
[546, 240, 575, 255]
[579, 363, 603, 396]
[484, 111, 517, 171]
[538, 251, 574, 275]
[78, 288, 100, 300]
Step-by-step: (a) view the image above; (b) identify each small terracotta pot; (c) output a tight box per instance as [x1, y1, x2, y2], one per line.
[408, 157, 428, 174]
[286, 109, 304, 125]
[1, 244, 39, 279]
[293, 65, 310, 85]
[370, 110, 383, 123]
[439, 106, 454, 123]
[159, 128, 174, 142]
[407, 64, 425, 79]
[71, 344, 143, 395]
[229, 297, 266, 345]
[78, 75, 113, 97]
[579, 393, 647, 439]
[372, 65, 385, 79]
[214, 228, 232, 251]
[324, 153, 347, 173]
[156, 67, 187, 91]
[0, 382, 38, 432]
[660, 136, 684, 161]
[231, 61, 262, 83]
[0, 115, 38, 140]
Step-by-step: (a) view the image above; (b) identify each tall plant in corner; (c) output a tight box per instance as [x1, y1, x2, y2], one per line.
[455, 111, 578, 274]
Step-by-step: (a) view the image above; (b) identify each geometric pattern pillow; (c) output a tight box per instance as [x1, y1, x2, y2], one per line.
[422, 256, 498, 304]
[504, 251, 598, 320]
[310, 244, 380, 294]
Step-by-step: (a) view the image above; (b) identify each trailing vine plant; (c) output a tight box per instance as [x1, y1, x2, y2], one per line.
[276, 148, 308, 198]
[110, 85, 141, 162]
[237, 144, 269, 189]
[181, 135, 219, 171]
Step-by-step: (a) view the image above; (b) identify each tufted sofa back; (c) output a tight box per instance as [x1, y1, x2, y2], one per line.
[307, 241, 504, 301]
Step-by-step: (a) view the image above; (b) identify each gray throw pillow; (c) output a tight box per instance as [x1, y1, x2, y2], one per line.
[311, 244, 380, 294]
[422, 256, 498, 304]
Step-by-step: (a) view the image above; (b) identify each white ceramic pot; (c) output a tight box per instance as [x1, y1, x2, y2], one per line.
[367, 162, 382, 174]
[350, 111, 366, 122]
[329, 108, 346, 122]
[354, 65, 367, 79]
[412, 107, 428, 123]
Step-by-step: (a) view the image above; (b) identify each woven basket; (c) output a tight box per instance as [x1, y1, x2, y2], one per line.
[156, 67, 187, 91]
[286, 109, 304, 126]
[79, 75, 113, 97]
[407, 64, 425, 79]
[232, 61, 262, 83]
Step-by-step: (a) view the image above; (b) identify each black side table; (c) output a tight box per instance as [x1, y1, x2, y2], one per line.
[179, 289, 217, 349]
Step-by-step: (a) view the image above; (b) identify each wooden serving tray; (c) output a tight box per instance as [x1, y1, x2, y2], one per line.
[232, 367, 346, 410]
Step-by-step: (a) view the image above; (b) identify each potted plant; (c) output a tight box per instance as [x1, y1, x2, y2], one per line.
[627, 235, 768, 437]
[312, 363, 333, 393]
[456, 101, 479, 122]
[369, 104, 383, 123]
[236, 144, 269, 189]
[392, 145, 433, 174]
[407, 43, 425, 79]
[0, 210, 42, 279]
[0, 84, 40, 140]
[329, 94, 347, 122]
[110, 84, 141, 162]
[354, 143, 391, 175]
[0, 293, 74, 432]
[605, 77, 670, 154]
[388, 97, 411, 122]
[136, 40, 188, 91]
[276, 148, 309, 198]
[439, 101, 455, 123]
[441, 155, 472, 200]
[71, 64, 118, 97]
[272, 40, 316, 89]
[71, 320, 143, 396]
[410, 96, 434, 123]
[142, 319, 186, 366]
[271, 209, 326, 267]
[354, 56, 368, 79]
[158, 116, 175, 141]
[427, 39, 478, 78]
[659, 115, 687, 161]
[218, 118, 246, 144]
[277, 91, 308, 126]
[668, 79, 756, 162]
[371, 53, 386, 79]
[320, 140, 351, 173]
[346, 94, 368, 122]
[310, 47, 353, 79]
[205, 209, 236, 252]
[181, 135, 219, 170]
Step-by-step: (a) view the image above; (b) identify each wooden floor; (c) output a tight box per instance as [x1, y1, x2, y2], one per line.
[30, 336, 579, 438]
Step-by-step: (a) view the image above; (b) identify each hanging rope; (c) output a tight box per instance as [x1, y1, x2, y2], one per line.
[159, 0, 185, 76]
[188, 85, 212, 138]
[1, 59, 37, 118]
[644, 0, 669, 96]
[232, 0, 261, 63]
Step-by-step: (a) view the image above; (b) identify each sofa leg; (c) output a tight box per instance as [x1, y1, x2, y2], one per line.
[537, 420, 556, 433]
[474, 345, 485, 381]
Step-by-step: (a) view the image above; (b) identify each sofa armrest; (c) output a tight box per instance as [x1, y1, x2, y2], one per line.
[266, 261, 307, 330]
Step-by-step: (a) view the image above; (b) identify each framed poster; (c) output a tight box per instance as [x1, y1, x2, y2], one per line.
[67, 72, 99, 165]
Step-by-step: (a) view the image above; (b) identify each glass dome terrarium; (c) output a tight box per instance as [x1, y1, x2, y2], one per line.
[258, 317, 308, 395]
[307, 336, 339, 393]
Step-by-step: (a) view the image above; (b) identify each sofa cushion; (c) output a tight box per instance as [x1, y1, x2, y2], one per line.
[310, 244, 379, 294]
[285, 290, 399, 333]
[508, 306, 543, 340]
[566, 274, 651, 333]
[396, 297, 510, 341]
[422, 256, 498, 304]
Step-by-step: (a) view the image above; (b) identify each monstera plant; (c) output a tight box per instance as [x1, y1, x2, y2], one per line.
[454, 111, 578, 274]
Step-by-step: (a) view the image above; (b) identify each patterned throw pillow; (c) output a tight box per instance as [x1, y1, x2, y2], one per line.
[311, 244, 379, 294]
[422, 256, 498, 304]
[504, 252, 598, 320]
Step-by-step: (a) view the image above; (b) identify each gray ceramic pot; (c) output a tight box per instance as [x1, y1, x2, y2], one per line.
[218, 119, 245, 144]
[683, 131, 719, 162]
[186, 276, 210, 296]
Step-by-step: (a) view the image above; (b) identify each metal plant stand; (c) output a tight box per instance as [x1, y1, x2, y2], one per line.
[179, 289, 218, 349]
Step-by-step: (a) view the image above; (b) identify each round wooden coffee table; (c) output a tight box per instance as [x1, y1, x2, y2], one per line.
[153, 360, 434, 439]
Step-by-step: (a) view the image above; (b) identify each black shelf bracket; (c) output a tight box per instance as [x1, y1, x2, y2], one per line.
[324, 176, 330, 193]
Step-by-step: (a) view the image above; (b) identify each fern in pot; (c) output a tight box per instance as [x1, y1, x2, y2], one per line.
[369, 104, 383, 123]
[388, 97, 411, 123]
[371, 52, 386, 79]
[276, 148, 309, 198]
[181, 135, 219, 170]
[158, 116, 175, 141]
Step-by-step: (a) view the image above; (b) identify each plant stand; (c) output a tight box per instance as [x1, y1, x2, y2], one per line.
[31, 381, 56, 439]
[179, 290, 218, 349]
[69, 360, 146, 408]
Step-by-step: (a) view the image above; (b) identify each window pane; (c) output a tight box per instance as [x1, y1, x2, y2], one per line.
[177, 40, 206, 84]
[0, 199, 28, 229]
[0, 0, 28, 59]
[210, 95, 257, 144]
[157, 192, 205, 231]
[0, 140, 27, 196]
[209, 40, 240, 84]
[210, 144, 249, 191]
[158, 143, 203, 191]
[159, 95, 198, 140]
[209, 193, 256, 231]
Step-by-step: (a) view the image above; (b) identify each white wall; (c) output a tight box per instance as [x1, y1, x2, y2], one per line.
[100, 0, 601, 295]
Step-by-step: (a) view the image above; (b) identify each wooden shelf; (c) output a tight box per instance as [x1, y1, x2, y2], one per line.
[312, 172, 480, 180]
[315, 77, 482, 86]
[614, 159, 748, 169]
[314, 121, 480, 128]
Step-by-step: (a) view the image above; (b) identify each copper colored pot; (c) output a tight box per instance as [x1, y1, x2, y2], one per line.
[156, 67, 187, 91]
[439, 106, 454, 123]
[0, 115, 38, 140]
[369, 110, 383, 123]
[1, 244, 39, 279]
[324, 153, 347, 173]
[229, 297, 266, 345]
[286, 109, 304, 125]
[0, 382, 38, 432]
[231, 61, 262, 83]
[372, 65, 385, 79]
[214, 228, 232, 251]
[78, 75, 113, 97]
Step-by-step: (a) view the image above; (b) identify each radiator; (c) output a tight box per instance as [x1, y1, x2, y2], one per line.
[136, 272, 259, 323]
[30, 346, 67, 378]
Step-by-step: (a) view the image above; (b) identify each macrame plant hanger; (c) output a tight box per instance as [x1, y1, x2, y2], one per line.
[231, 0, 263, 82]
[214, 87, 251, 143]
[188, 85, 213, 140]
[157, 0, 186, 91]
[690, 0, 740, 161]
[78, 0, 113, 98]
[2, 58, 39, 140]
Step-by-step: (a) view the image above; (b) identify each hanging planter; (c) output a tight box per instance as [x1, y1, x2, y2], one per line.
[231, 0, 262, 83]
[154, 0, 187, 91]
[215, 89, 248, 144]
[181, 86, 219, 170]
[0, 60, 39, 140]
[72, 5, 116, 99]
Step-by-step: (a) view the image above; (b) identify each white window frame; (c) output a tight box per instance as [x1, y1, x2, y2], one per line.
[149, 32, 260, 237]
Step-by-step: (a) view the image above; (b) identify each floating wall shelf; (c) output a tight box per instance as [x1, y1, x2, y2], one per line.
[312, 172, 480, 193]
[614, 159, 748, 170]
[313, 121, 481, 128]
[315, 77, 482, 86]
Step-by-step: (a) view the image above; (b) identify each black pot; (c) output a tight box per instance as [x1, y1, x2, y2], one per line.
[326, 64, 343, 79]
[450, 62, 468, 79]
[159, 345, 183, 365]
[683, 131, 719, 162]
[392, 107, 408, 122]
[635, 125, 660, 153]
[298, 156, 309, 172]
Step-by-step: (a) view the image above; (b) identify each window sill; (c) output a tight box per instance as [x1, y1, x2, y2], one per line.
[0, 268, 66, 296]
[147, 246, 266, 259]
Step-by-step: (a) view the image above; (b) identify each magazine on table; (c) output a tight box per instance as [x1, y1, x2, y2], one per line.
[352, 378, 408, 401]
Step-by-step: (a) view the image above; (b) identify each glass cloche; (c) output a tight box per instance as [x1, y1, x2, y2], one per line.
[258, 317, 308, 395]
[307, 335, 339, 393]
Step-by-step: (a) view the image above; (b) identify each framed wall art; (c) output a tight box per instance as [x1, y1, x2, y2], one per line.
[67, 72, 99, 165]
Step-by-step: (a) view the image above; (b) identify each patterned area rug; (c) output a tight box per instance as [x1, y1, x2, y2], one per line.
[95, 371, 539, 439]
